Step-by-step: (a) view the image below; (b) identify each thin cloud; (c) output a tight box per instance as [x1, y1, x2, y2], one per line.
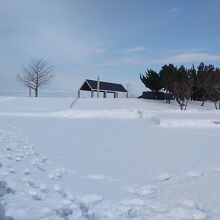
[119, 56, 146, 65]
[96, 56, 147, 68]
[152, 52, 220, 64]
[125, 46, 146, 52]
[164, 8, 183, 25]
[169, 8, 182, 13]
[93, 52, 220, 69]
[117, 46, 146, 54]
[89, 46, 108, 54]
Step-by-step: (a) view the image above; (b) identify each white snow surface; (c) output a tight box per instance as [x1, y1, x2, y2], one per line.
[0, 97, 220, 219]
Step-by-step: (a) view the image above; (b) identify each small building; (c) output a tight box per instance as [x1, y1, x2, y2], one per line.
[139, 91, 173, 100]
[78, 79, 128, 98]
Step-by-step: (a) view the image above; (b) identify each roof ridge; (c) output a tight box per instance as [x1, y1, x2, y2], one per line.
[86, 79, 122, 85]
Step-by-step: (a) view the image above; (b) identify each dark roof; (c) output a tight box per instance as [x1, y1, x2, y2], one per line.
[138, 91, 174, 100]
[80, 79, 127, 92]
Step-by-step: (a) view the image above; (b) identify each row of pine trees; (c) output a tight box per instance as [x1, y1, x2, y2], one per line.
[140, 63, 220, 110]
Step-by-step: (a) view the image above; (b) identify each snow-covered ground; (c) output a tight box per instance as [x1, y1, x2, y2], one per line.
[0, 97, 220, 220]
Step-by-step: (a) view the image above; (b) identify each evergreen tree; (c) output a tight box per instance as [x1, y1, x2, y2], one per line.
[159, 64, 176, 103]
[140, 69, 163, 92]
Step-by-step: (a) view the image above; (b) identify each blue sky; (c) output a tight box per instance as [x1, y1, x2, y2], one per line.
[1, 0, 220, 96]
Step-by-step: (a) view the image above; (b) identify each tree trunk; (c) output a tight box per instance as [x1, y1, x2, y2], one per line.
[29, 87, 32, 97]
[214, 102, 218, 110]
[165, 91, 171, 103]
[35, 87, 38, 97]
[176, 97, 183, 110]
[184, 99, 189, 110]
[201, 96, 205, 106]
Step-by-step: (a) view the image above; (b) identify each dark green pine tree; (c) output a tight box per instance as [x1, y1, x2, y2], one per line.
[140, 69, 163, 92]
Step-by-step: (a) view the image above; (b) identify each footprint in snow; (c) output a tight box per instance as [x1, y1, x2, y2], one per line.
[185, 171, 204, 177]
[5, 146, 13, 151]
[54, 184, 67, 197]
[23, 145, 28, 150]
[33, 151, 40, 156]
[126, 185, 157, 198]
[29, 190, 45, 201]
[30, 150, 38, 156]
[180, 199, 200, 209]
[41, 156, 47, 163]
[147, 200, 207, 220]
[55, 199, 75, 218]
[6, 155, 12, 160]
[39, 183, 48, 193]
[86, 174, 117, 182]
[48, 169, 67, 180]
[9, 168, 16, 174]
[54, 184, 62, 193]
[24, 169, 31, 175]
[48, 173, 55, 179]
[22, 178, 37, 188]
[15, 156, 22, 162]
[80, 194, 103, 205]
[31, 160, 46, 172]
[25, 152, 31, 156]
[162, 207, 207, 220]
[31, 160, 37, 166]
[35, 164, 45, 172]
[148, 116, 161, 125]
[16, 153, 24, 158]
[157, 173, 175, 182]
[55, 207, 73, 219]
[121, 198, 146, 207]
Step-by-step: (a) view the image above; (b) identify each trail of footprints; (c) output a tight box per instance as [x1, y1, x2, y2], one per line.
[0, 127, 219, 220]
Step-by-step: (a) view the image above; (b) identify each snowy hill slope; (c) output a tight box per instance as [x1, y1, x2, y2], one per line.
[0, 97, 220, 219]
[0, 96, 217, 112]
[0, 97, 220, 126]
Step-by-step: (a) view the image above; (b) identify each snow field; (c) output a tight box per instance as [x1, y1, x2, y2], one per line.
[0, 126, 220, 219]
[0, 97, 220, 219]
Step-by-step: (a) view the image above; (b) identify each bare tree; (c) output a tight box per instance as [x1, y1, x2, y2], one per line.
[17, 59, 55, 97]
[126, 82, 135, 98]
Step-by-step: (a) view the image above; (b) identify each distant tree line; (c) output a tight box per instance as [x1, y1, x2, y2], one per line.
[140, 63, 220, 110]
